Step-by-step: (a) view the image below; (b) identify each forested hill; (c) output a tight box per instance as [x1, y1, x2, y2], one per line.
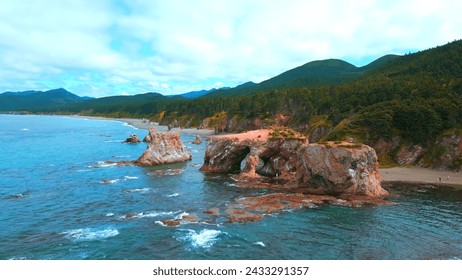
[62, 92, 172, 114]
[0, 88, 86, 111]
[203, 55, 400, 98]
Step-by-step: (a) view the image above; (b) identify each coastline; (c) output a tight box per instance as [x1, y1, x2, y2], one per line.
[56, 115, 462, 188]
[380, 167, 462, 188]
[70, 115, 215, 136]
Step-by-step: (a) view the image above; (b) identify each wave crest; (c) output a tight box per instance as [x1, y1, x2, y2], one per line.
[62, 227, 119, 242]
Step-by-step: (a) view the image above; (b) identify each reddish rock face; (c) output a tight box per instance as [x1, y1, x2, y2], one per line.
[294, 143, 387, 197]
[199, 138, 252, 173]
[142, 127, 157, 142]
[135, 129, 191, 166]
[200, 130, 388, 198]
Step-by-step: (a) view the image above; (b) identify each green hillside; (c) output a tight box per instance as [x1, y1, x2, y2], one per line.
[203, 55, 400, 98]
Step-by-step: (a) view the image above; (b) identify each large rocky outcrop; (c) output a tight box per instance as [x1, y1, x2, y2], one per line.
[134, 128, 191, 166]
[200, 129, 388, 197]
[293, 143, 386, 197]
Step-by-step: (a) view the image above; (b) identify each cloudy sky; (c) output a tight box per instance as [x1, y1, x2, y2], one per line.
[1, 0, 461, 97]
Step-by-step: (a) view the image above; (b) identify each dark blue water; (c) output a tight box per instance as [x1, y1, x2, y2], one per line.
[1, 114, 461, 260]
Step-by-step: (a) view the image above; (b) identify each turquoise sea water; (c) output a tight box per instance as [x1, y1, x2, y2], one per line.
[0, 114, 461, 260]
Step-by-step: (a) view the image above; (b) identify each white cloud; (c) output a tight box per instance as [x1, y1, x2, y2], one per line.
[1, 0, 462, 96]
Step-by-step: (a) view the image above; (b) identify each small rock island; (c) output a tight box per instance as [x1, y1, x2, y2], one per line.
[134, 127, 191, 166]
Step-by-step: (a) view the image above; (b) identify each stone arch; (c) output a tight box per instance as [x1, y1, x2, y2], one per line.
[230, 146, 250, 174]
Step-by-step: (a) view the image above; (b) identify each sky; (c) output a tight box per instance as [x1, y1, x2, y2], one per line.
[1, 0, 462, 97]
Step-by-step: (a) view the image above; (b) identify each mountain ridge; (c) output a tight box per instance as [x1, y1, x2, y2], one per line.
[202, 54, 401, 98]
[0, 88, 84, 111]
[0, 53, 401, 110]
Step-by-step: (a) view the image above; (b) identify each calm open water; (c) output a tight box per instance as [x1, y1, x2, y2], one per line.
[0, 114, 461, 260]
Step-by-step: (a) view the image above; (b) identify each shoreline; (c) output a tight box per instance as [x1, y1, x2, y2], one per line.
[11, 114, 460, 188]
[63, 115, 462, 188]
[380, 167, 462, 188]
[70, 115, 215, 136]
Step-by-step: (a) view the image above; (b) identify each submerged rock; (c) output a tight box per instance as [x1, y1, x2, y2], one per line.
[226, 192, 394, 223]
[200, 129, 388, 198]
[192, 135, 202, 145]
[134, 129, 191, 166]
[203, 207, 220, 216]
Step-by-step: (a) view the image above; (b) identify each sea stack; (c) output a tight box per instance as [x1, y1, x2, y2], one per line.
[123, 133, 141, 143]
[134, 128, 191, 166]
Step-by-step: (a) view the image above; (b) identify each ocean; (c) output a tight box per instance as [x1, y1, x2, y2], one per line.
[0, 114, 461, 260]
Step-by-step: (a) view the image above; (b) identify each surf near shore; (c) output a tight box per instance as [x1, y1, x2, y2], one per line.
[71, 115, 215, 136]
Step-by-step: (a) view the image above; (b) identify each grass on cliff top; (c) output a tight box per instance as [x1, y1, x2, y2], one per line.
[269, 126, 307, 141]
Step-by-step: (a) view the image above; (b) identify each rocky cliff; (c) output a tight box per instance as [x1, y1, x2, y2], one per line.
[200, 129, 387, 197]
[134, 128, 191, 166]
[293, 142, 386, 197]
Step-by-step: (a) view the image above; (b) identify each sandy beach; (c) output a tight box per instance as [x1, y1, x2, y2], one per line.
[118, 118, 215, 136]
[380, 167, 462, 187]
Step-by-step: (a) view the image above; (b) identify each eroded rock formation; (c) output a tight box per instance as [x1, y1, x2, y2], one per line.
[142, 127, 157, 142]
[200, 129, 388, 197]
[134, 128, 191, 166]
[293, 143, 387, 197]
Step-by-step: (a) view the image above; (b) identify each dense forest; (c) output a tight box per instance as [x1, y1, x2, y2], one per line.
[8, 40, 462, 169]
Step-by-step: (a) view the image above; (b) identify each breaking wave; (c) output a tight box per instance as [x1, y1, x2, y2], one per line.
[176, 229, 225, 249]
[62, 227, 119, 242]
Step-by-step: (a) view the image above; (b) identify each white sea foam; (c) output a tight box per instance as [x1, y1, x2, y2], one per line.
[177, 229, 224, 249]
[254, 241, 266, 247]
[106, 213, 114, 217]
[124, 188, 151, 193]
[122, 122, 138, 129]
[124, 176, 138, 180]
[89, 161, 118, 168]
[120, 210, 179, 220]
[100, 179, 119, 184]
[8, 256, 27, 260]
[174, 211, 189, 220]
[62, 227, 119, 242]
[112, 155, 131, 159]
[167, 193, 179, 197]
[104, 140, 125, 143]
[76, 169, 91, 172]
[20, 128, 29, 131]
